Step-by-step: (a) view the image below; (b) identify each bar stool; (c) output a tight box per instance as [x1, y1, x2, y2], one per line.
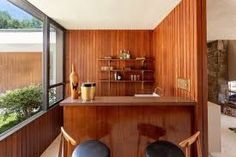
[145, 131, 202, 157]
[58, 127, 110, 157]
[137, 123, 166, 157]
[146, 140, 184, 157]
[72, 140, 110, 157]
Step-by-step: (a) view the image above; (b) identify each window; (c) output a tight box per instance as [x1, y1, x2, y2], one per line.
[49, 25, 63, 85]
[48, 24, 64, 106]
[0, 0, 65, 135]
[0, 0, 43, 134]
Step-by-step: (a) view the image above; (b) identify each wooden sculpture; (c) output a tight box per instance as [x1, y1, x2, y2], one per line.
[69, 64, 79, 99]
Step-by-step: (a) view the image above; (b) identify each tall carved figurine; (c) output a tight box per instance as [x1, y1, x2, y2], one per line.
[69, 64, 79, 99]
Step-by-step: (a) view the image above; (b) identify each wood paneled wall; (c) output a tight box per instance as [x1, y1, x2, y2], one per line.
[0, 52, 42, 93]
[0, 105, 63, 157]
[65, 0, 207, 155]
[153, 0, 197, 99]
[65, 30, 153, 96]
[152, 0, 207, 156]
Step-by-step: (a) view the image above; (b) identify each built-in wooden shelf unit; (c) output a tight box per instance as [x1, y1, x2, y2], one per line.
[98, 57, 154, 95]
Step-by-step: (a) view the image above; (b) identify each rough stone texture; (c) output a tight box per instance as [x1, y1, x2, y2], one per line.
[207, 40, 228, 104]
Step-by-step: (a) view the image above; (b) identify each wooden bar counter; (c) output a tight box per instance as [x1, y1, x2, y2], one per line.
[60, 96, 196, 157]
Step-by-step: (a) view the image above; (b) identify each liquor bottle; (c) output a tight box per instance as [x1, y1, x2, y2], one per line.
[114, 72, 118, 80]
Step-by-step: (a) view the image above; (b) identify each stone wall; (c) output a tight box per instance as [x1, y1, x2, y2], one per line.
[207, 40, 228, 104]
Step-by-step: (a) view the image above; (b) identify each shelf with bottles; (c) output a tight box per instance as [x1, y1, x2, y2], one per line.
[100, 62, 154, 73]
[112, 71, 153, 82]
[97, 53, 154, 95]
[100, 69, 154, 72]
[98, 57, 154, 61]
[98, 80, 155, 83]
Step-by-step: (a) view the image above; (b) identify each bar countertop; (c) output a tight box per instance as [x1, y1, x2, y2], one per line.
[60, 96, 196, 106]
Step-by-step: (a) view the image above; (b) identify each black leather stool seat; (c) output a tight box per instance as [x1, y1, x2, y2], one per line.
[72, 140, 110, 157]
[146, 140, 184, 157]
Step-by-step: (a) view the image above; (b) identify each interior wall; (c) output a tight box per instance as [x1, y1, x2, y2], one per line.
[152, 0, 207, 155]
[152, 0, 198, 99]
[65, 30, 153, 96]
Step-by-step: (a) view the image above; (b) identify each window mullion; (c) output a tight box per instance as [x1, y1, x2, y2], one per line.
[43, 17, 50, 110]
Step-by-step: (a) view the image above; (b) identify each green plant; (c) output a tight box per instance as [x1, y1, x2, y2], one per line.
[0, 11, 43, 29]
[0, 113, 19, 134]
[0, 85, 42, 120]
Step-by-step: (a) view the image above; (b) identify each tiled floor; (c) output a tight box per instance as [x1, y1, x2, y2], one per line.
[41, 114, 236, 157]
[210, 114, 236, 157]
[40, 135, 61, 157]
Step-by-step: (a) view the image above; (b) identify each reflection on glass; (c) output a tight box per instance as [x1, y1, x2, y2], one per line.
[49, 85, 63, 106]
[49, 25, 63, 85]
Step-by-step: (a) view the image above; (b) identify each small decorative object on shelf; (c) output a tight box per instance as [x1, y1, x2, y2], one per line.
[119, 49, 131, 59]
[101, 66, 113, 71]
[69, 64, 79, 99]
[104, 56, 112, 59]
[117, 73, 122, 80]
[131, 75, 134, 81]
[126, 51, 131, 59]
[137, 75, 140, 81]
[136, 57, 146, 60]
[114, 72, 118, 80]
[130, 74, 140, 81]
[114, 72, 122, 80]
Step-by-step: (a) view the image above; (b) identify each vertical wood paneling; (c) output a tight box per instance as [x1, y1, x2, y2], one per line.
[0, 106, 63, 157]
[65, 30, 153, 96]
[152, 0, 207, 156]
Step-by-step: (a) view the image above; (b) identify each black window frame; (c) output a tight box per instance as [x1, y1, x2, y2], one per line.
[7, 0, 66, 110]
[47, 18, 66, 108]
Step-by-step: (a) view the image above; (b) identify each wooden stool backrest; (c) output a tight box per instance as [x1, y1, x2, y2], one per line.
[179, 131, 202, 157]
[58, 127, 77, 157]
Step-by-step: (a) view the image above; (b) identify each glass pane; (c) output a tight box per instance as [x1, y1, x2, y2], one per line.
[49, 25, 63, 85]
[49, 85, 63, 106]
[0, 0, 43, 134]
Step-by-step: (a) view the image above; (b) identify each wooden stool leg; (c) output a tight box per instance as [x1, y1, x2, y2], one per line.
[185, 147, 191, 157]
[196, 138, 202, 157]
[136, 134, 141, 157]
